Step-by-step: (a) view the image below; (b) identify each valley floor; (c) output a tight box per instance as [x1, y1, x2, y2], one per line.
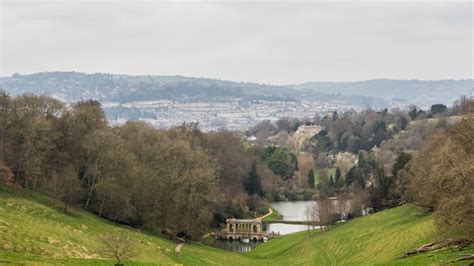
[0, 189, 472, 265]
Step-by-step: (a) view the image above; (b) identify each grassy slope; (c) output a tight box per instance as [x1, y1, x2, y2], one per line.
[0, 189, 178, 265]
[0, 189, 471, 265]
[262, 207, 281, 222]
[247, 206, 473, 265]
[246, 205, 435, 265]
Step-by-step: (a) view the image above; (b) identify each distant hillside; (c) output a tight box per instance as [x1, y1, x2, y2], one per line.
[0, 72, 300, 103]
[291, 79, 473, 107]
[1, 73, 470, 130]
[3, 72, 468, 108]
[1, 189, 472, 265]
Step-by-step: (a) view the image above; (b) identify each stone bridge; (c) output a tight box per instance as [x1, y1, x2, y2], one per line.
[215, 218, 271, 241]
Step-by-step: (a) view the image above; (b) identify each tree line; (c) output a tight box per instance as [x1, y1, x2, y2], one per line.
[249, 95, 473, 242]
[404, 118, 473, 241]
[312, 98, 473, 241]
[0, 90, 471, 242]
[0, 91, 284, 239]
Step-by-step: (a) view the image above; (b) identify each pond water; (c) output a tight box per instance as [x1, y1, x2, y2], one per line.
[213, 239, 260, 253]
[265, 223, 311, 235]
[213, 201, 318, 253]
[271, 200, 317, 221]
[266, 200, 319, 235]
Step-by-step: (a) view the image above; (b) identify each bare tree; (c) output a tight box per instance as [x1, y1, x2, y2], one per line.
[407, 119, 474, 240]
[304, 201, 319, 232]
[0, 161, 14, 187]
[304, 204, 312, 232]
[318, 198, 331, 231]
[99, 233, 138, 265]
[53, 165, 81, 213]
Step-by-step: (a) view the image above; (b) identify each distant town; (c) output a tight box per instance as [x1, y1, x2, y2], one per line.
[2, 72, 471, 131]
[103, 99, 361, 131]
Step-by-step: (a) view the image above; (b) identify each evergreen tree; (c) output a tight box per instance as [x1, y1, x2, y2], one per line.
[313, 130, 333, 152]
[430, 104, 448, 117]
[392, 152, 411, 178]
[329, 175, 335, 188]
[354, 168, 366, 189]
[244, 161, 264, 197]
[337, 174, 345, 187]
[408, 107, 418, 120]
[357, 151, 368, 168]
[307, 168, 315, 189]
[345, 166, 356, 187]
[267, 148, 292, 178]
[334, 167, 341, 187]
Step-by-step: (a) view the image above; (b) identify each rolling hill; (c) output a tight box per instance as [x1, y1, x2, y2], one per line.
[1, 72, 471, 108]
[0, 188, 471, 265]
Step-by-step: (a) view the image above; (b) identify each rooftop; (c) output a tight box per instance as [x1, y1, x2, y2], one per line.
[226, 218, 262, 224]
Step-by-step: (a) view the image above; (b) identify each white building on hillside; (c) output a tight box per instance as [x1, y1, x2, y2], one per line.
[296, 124, 323, 138]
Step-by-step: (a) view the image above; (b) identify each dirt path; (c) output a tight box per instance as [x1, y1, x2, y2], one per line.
[257, 208, 273, 220]
[175, 243, 184, 253]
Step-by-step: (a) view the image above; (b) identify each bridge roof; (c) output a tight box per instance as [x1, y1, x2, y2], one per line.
[226, 218, 262, 224]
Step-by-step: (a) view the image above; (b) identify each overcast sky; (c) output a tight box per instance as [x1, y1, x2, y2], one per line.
[0, 1, 472, 84]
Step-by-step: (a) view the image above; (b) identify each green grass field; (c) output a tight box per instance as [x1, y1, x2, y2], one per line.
[314, 167, 337, 184]
[0, 189, 177, 265]
[0, 189, 471, 265]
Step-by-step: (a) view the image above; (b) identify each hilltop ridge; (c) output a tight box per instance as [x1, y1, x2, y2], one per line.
[1, 72, 470, 131]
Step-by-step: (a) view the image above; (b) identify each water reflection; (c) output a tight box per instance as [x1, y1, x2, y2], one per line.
[213, 239, 260, 253]
[271, 200, 318, 221]
[271, 199, 352, 221]
[265, 223, 314, 235]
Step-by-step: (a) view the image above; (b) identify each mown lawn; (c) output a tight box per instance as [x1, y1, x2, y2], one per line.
[314, 167, 337, 184]
[247, 205, 473, 265]
[246, 206, 430, 264]
[0, 189, 471, 265]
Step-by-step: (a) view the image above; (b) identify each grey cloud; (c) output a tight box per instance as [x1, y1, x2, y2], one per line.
[1, 1, 472, 84]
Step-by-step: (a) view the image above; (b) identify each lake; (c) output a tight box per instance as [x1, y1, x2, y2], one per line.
[271, 200, 317, 221]
[265, 200, 319, 235]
